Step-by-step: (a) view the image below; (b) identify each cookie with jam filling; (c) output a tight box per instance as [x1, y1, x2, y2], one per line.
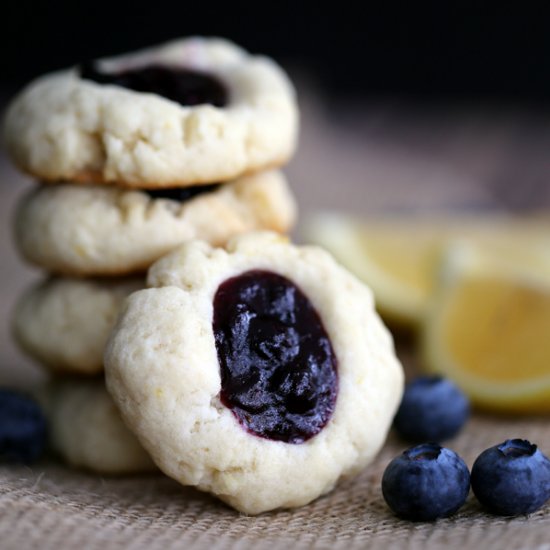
[105, 232, 404, 514]
[14, 171, 296, 276]
[13, 276, 143, 375]
[39, 379, 156, 474]
[3, 37, 298, 187]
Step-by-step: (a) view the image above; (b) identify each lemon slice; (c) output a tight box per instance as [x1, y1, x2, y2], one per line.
[300, 213, 441, 324]
[422, 243, 550, 413]
[301, 212, 550, 326]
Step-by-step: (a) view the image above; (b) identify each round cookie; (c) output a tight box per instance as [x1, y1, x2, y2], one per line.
[13, 276, 143, 375]
[15, 170, 296, 276]
[3, 37, 298, 187]
[105, 232, 404, 514]
[40, 378, 156, 474]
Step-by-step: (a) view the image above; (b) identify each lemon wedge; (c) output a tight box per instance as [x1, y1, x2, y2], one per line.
[300, 213, 439, 324]
[422, 243, 550, 413]
[301, 212, 550, 326]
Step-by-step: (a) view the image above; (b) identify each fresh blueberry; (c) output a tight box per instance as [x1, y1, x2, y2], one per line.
[393, 376, 469, 442]
[382, 443, 470, 521]
[471, 439, 550, 516]
[0, 388, 47, 464]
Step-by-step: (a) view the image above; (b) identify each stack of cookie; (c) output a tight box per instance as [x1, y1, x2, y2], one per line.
[4, 37, 299, 474]
[5, 37, 404, 514]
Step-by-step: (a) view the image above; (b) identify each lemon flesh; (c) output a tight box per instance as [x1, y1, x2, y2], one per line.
[301, 212, 550, 327]
[423, 248, 550, 413]
[300, 214, 443, 324]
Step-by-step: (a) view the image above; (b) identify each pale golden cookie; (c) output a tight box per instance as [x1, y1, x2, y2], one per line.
[105, 232, 404, 514]
[14, 171, 296, 276]
[39, 379, 156, 474]
[13, 276, 143, 375]
[3, 37, 298, 187]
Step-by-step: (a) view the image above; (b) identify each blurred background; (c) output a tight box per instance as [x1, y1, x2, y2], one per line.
[3, 3, 550, 212]
[2, 3, 550, 385]
[4, 3, 550, 102]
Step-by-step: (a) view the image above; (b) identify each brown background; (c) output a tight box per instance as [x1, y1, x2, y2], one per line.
[1, 88, 550, 548]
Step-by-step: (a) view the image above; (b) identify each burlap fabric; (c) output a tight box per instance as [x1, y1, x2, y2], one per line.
[2, 412, 549, 550]
[2, 94, 550, 549]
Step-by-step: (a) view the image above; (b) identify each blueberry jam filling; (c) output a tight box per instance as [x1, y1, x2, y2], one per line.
[143, 183, 221, 202]
[80, 62, 228, 107]
[213, 270, 338, 444]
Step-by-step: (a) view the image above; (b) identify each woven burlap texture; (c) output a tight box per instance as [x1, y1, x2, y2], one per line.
[1, 413, 549, 550]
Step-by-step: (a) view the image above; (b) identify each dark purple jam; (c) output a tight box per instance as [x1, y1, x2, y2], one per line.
[80, 62, 228, 107]
[143, 183, 221, 202]
[213, 270, 338, 444]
